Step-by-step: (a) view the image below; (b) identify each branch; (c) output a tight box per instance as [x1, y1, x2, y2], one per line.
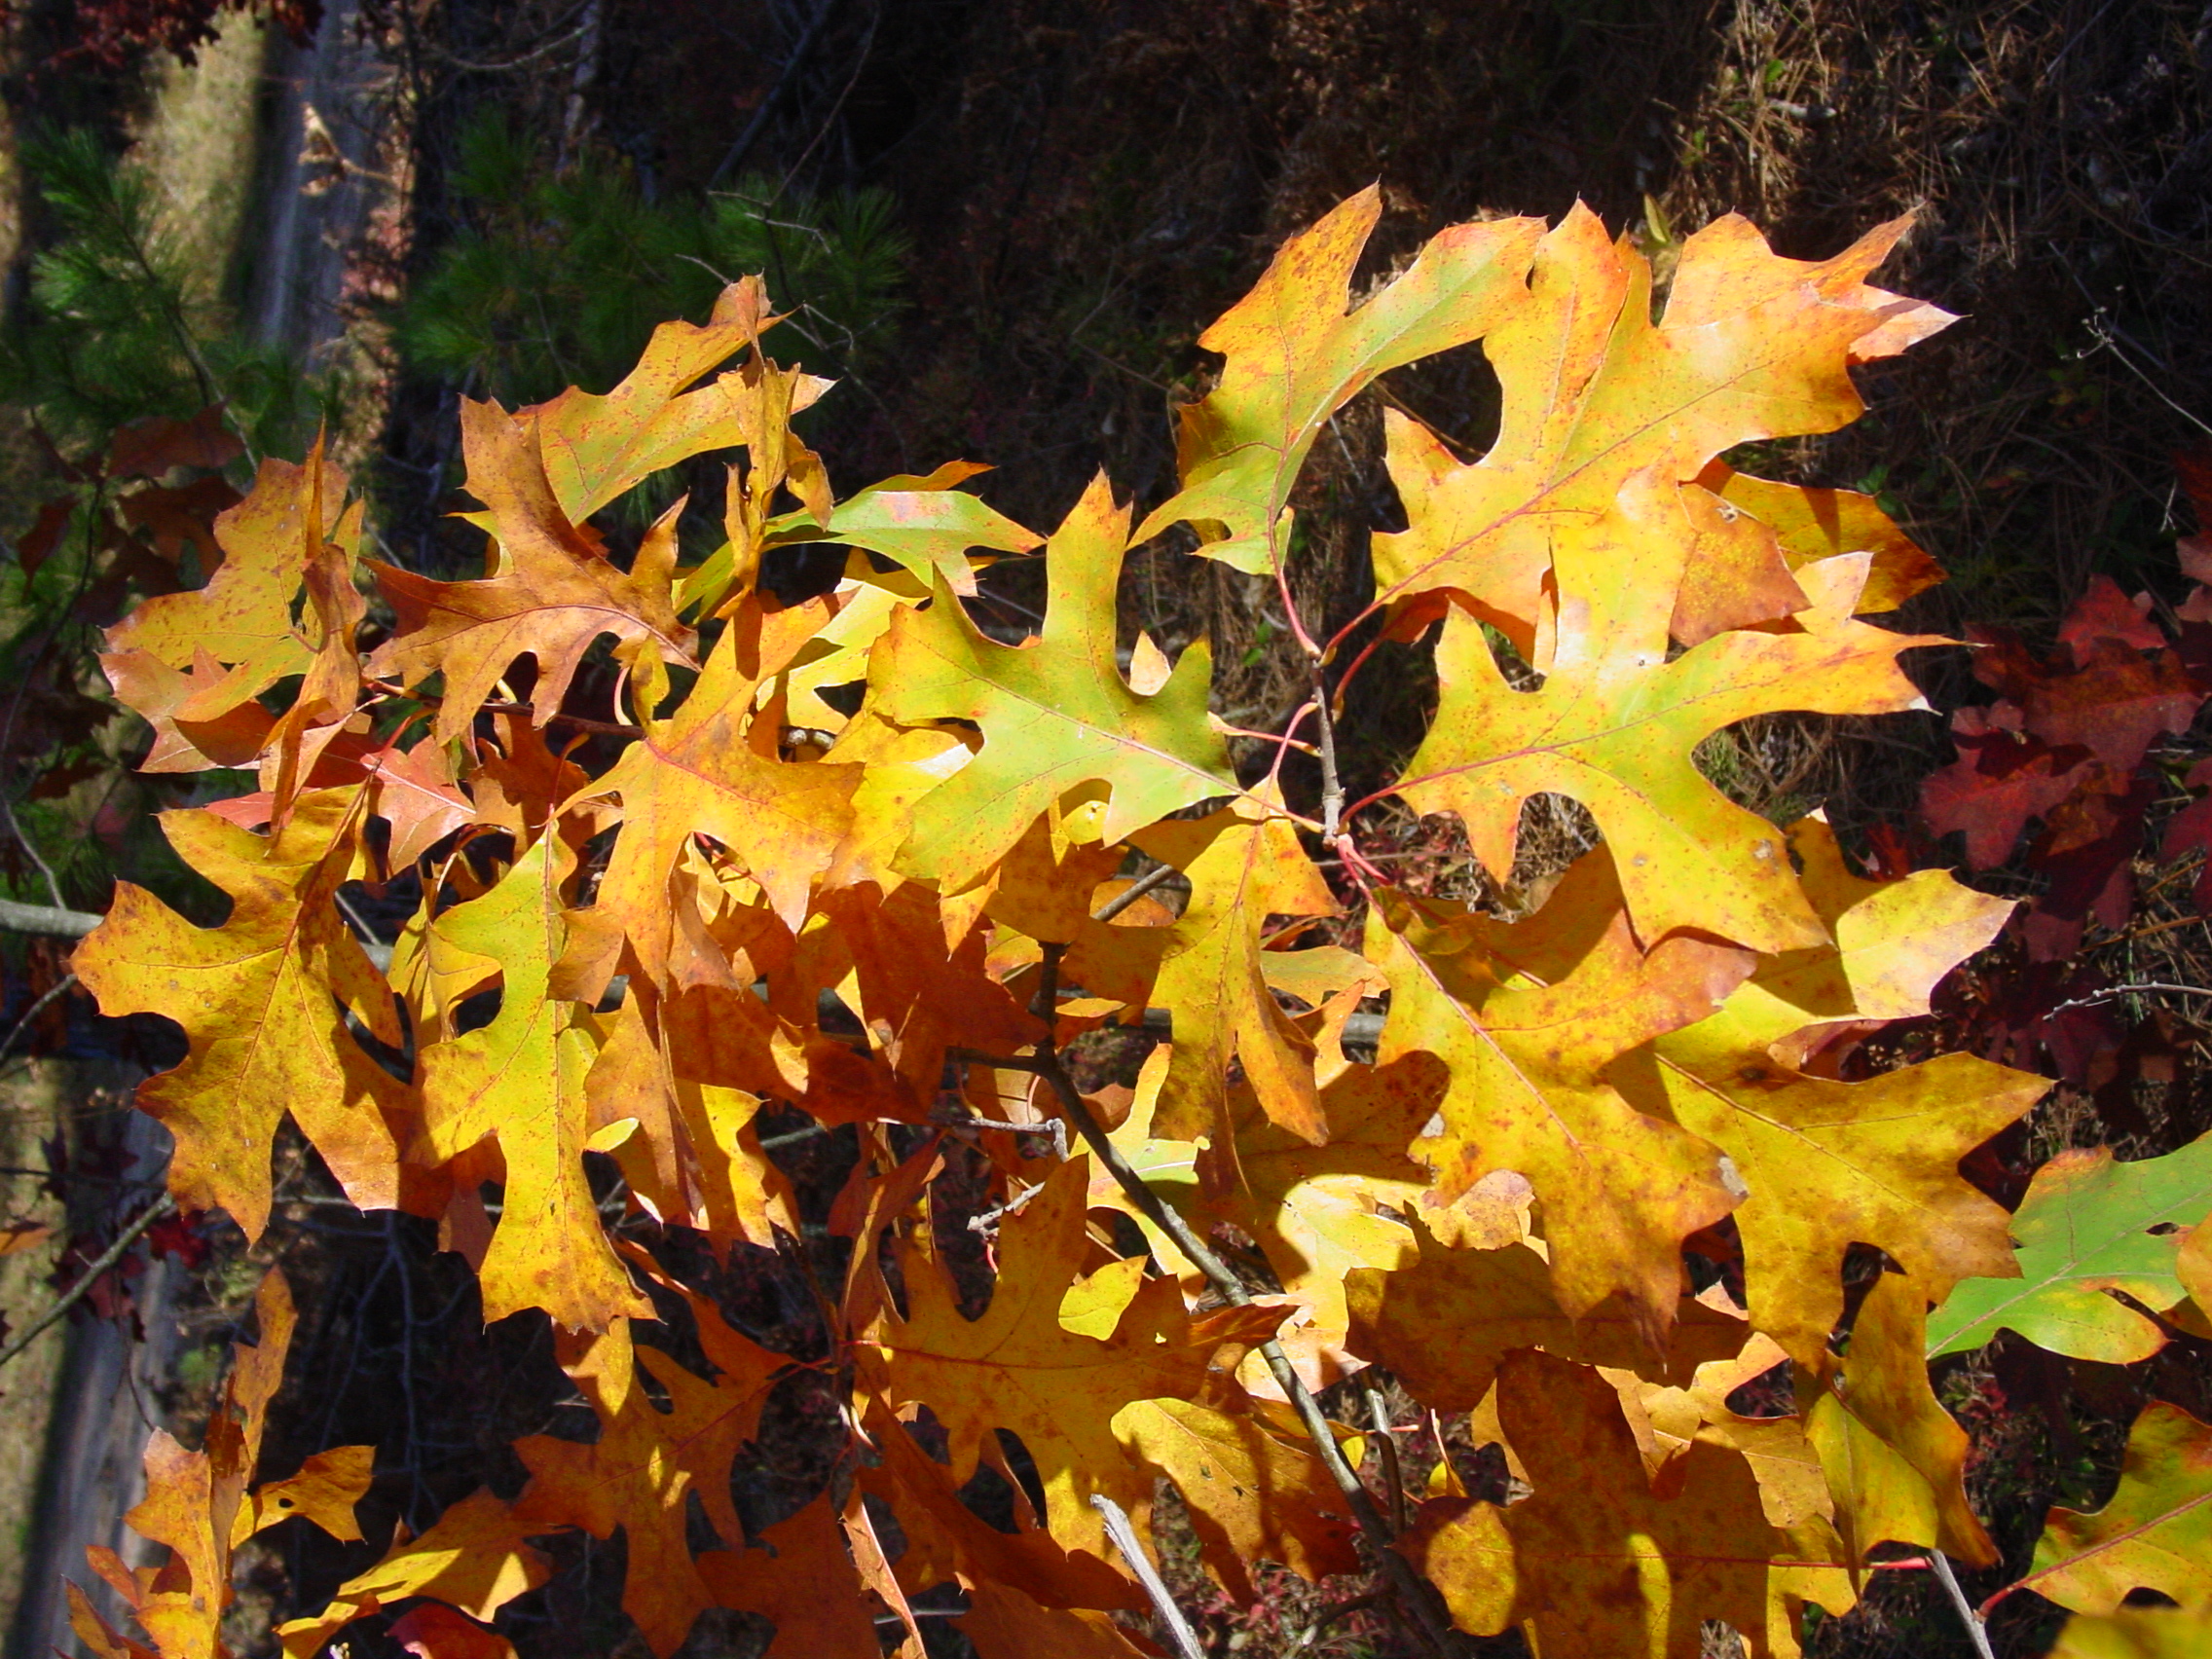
[0, 900, 99, 938]
[1930, 1554, 1998, 1659]
[1, 973, 77, 1063]
[2048, 980, 2212, 1014]
[1016, 941, 1457, 1658]
[1092, 1493, 1205, 1659]
[0, 1193, 175, 1373]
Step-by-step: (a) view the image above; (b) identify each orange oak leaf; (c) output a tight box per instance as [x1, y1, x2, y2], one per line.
[582, 993, 794, 1251]
[794, 879, 1040, 1113]
[73, 786, 409, 1239]
[86, 1272, 372, 1659]
[386, 1604, 518, 1659]
[866, 1157, 1214, 1559]
[366, 397, 697, 746]
[1133, 185, 1542, 575]
[1368, 850, 1751, 1329]
[513, 1311, 783, 1657]
[367, 739, 476, 871]
[872, 474, 1234, 892]
[412, 833, 651, 1330]
[1400, 1349, 1849, 1658]
[569, 605, 861, 981]
[696, 1494, 881, 1656]
[957, 1578, 1161, 1659]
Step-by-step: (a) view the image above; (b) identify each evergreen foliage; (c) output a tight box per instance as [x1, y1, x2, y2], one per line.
[0, 129, 325, 459]
[399, 112, 909, 407]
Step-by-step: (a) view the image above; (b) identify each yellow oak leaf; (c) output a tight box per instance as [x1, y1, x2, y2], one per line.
[1369, 851, 1751, 1328]
[1620, 830, 2046, 1364]
[1128, 805, 1340, 1153]
[1345, 1220, 1751, 1410]
[105, 448, 347, 719]
[1805, 1271, 1997, 1567]
[523, 276, 823, 522]
[1395, 479, 1942, 954]
[1400, 1349, 1850, 1658]
[1088, 1046, 1445, 1388]
[1135, 185, 1542, 575]
[1114, 1392, 1359, 1597]
[1371, 203, 1951, 646]
[2020, 1401, 2212, 1618]
[873, 473, 1234, 892]
[413, 834, 651, 1330]
[275, 1490, 553, 1658]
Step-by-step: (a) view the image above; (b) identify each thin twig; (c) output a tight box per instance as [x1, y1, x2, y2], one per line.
[0, 1193, 175, 1373]
[1092, 860, 1183, 924]
[0, 973, 76, 1063]
[2049, 980, 2212, 1014]
[1929, 1554, 1998, 1659]
[1091, 1493, 1205, 1659]
[1366, 1387, 1407, 1532]
[1016, 941, 1456, 1658]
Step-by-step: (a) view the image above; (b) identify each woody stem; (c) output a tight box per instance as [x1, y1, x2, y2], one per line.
[1021, 941, 1458, 1658]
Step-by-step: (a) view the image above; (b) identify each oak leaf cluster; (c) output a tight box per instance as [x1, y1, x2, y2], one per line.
[67, 193, 2212, 1657]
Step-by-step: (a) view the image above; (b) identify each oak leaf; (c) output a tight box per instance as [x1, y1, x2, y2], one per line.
[1369, 850, 1751, 1327]
[696, 1494, 880, 1656]
[1805, 1271, 1996, 1566]
[1400, 1349, 1846, 1658]
[105, 449, 347, 722]
[1371, 205, 1950, 646]
[412, 834, 651, 1330]
[523, 277, 815, 521]
[1396, 483, 1940, 954]
[1113, 1393, 1360, 1596]
[275, 1489, 554, 1658]
[1928, 1134, 2212, 1364]
[866, 1157, 1214, 1558]
[1345, 1221, 1750, 1410]
[957, 1578, 1160, 1659]
[366, 397, 696, 745]
[513, 1311, 782, 1657]
[2049, 1608, 2212, 1658]
[2022, 1401, 2212, 1617]
[1129, 805, 1339, 1149]
[73, 786, 408, 1239]
[872, 474, 1234, 891]
[1134, 186, 1542, 575]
